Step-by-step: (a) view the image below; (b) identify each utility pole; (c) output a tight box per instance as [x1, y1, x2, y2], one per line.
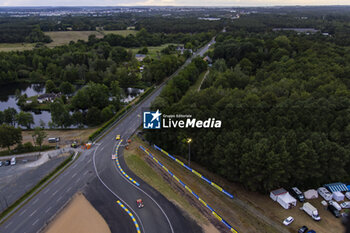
[186, 138, 192, 167]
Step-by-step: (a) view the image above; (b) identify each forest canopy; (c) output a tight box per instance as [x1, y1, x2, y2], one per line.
[146, 29, 350, 193]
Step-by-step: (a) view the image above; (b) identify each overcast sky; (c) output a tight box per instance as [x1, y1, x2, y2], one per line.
[0, 0, 349, 7]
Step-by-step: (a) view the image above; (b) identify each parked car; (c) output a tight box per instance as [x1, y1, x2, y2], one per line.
[318, 187, 333, 201]
[48, 137, 60, 143]
[307, 230, 316, 233]
[329, 200, 342, 211]
[71, 141, 78, 148]
[10, 157, 16, 166]
[290, 187, 305, 202]
[4, 160, 10, 166]
[116, 134, 121, 140]
[283, 216, 294, 226]
[0, 161, 2, 167]
[298, 226, 308, 233]
[346, 192, 350, 200]
[328, 205, 341, 218]
[340, 202, 350, 209]
[341, 212, 349, 225]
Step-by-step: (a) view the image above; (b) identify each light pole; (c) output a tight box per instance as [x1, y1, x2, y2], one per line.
[186, 138, 192, 167]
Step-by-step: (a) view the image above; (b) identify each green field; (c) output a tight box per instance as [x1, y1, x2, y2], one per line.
[131, 43, 182, 59]
[0, 30, 138, 52]
[0, 43, 35, 52]
[102, 29, 137, 36]
[45, 31, 104, 47]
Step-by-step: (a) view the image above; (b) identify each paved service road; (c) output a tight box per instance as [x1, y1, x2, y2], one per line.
[0, 38, 215, 233]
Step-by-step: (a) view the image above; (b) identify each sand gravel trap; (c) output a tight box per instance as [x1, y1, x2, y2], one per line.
[45, 193, 111, 233]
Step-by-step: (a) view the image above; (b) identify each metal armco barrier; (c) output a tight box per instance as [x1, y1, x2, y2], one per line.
[153, 144, 234, 199]
[116, 200, 141, 233]
[139, 146, 238, 233]
[114, 140, 140, 186]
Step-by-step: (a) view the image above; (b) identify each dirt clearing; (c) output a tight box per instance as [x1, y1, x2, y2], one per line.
[22, 127, 97, 147]
[45, 193, 111, 233]
[136, 139, 345, 233]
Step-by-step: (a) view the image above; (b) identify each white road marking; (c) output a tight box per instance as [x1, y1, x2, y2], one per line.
[45, 206, 52, 213]
[29, 209, 37, 217]
[19, 209, 26, 216]
[32, 198, 39, 205]
[72, 173, 77, 178]
[75, 178, 81, 183]
[113, 145, 175, 233]
[54, 177, 62, 184]
[83, 170, 88, 176]
[66, 187, 72, 193]
[56, 196, 62, 202]
[51, 191, 58, 196]
[32, 218, 39, 226]
[72, 163, 77, 168]
[92, 144, 146, 233]
[44, 188, 50, 194]
[4, 221, 12, 229]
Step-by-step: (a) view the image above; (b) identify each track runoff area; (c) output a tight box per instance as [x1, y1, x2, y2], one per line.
[139, 146, 238, 233]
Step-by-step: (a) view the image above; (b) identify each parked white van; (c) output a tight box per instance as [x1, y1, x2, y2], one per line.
[10, 157, 16, 166]
[329, 200, 342, 211]
[318, 187, 333, 201]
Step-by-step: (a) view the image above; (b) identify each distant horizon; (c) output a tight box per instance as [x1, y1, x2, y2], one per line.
[1, 5, 350, 7]
[1, 0, 350, 7]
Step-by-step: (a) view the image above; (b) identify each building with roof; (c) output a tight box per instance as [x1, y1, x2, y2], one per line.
[135, 54, 146, 62]
[270, 188, 297, 209]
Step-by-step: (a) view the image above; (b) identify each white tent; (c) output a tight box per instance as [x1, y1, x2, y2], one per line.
[276, 193, 297, 209]
[304, 189, 318, 199]
[333, 191, 345, 202]
[270, 188, 287, 201]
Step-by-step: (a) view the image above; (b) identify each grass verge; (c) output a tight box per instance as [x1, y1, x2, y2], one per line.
[128, 137, 286, 233]
[0, 152, 79, 223]
[124, 140, 218, 231]
[188, 70, 207, 92]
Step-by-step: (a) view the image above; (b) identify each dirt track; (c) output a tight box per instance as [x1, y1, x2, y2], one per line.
[45, 193, 111, 233]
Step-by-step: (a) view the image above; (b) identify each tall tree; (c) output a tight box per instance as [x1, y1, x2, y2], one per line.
[16, 112, 34, 129]
[0, 125, 22, 152]
[32, 126, 47, 153]
[3, 108, 17, 126]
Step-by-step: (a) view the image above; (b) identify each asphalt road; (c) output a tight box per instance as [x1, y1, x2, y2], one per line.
[0, 38, 215, 233]
[0, 156, 66, 213]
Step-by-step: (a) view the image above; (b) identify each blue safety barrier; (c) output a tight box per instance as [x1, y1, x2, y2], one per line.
[153, 144, 234, 199]
[139, 146, 238, 233]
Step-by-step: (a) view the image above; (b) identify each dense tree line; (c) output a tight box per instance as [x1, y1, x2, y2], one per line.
[146, 32, 350, 193]
[226, 11, 350, 46]
[0, 107, 34, 129]
[135, 17, 222, 33]
[0, 28, 211, 85]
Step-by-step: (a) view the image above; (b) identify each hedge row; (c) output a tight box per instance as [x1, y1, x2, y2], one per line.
[0, 145, 55, 157]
